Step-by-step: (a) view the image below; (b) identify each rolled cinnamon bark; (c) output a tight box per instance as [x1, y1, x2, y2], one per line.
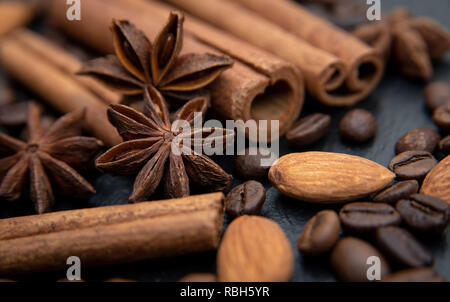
[231, 0, 383, 91]
[163, 0, 384, 106]
[0, 33, 121, 146]
[0, 209, 222, 275]
[47, 0, 304, 139]
[0, 192, 224, 241]
[12, 29, 122, 105]
[119, 0, 304, 137]
[0, 1, 34, 36]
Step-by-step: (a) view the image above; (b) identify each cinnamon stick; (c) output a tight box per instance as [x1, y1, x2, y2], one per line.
[0, 209, 222, 275]
[13, 29, 122, 105]
[0, 32, 122, 146]
[0, 192, 224, 241]
[47, 0, 304, 138]
[162, 0, 384, 106]
[0, 1, 34, 36]
[120, 0, 305, 136]
[231, 0, 382, 91]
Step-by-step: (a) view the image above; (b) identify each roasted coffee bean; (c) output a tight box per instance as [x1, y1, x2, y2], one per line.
[225, 181, 266, 218]
[373, 180, 419, 204]
[339, 109, 376, 143]
[286, 113, 331, 146]
[297, 210, 340, 255]
[234, 147, 273, 180]
[433, 103, 450, 132]
[423, 82, 450, 111]
[388, 151, 437, 180]
[395, 127, 441, 154]
[440, 135, 450, 155]
[396, 194, 450, 233]
[330, 237, 390, 282]
[375, 226, 433, 268]
[382, 268, 445, 282]
[339, 202, 401, 234]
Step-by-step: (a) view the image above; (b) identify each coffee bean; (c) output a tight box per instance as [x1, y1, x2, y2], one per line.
[395, 127, 441, 154]
[225, 181, 266, 218]
[375, 226, 433, 268]
[330, 237, 390, 282]
[339, 109, 376, 143]
[373, 180, 419, 204]
[440, 135, 450, 155]
[286, 113, 331, 146]
[396, 194, 450, 233]
[423, 82, 450, 111]
[297, 210, 340, 255]
[433, 103, 450, 132]
[339, 202, 401, 234]
[234, 147, 274, 180]
[382, 268, 445, 282]
[388, 151, 437, 180]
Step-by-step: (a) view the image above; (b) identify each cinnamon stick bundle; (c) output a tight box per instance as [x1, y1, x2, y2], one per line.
[0, 30, 122, 146]
[231, 0, 381, 92]
[0, 193, 224, 275]
[47, 0, 304, 139]
[162, 0, 384, 106]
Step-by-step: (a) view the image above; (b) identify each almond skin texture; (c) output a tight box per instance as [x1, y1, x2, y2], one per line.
[269, 152, 395, 203]
[421, 155, 450, 204]
[217, 215, 293, 282]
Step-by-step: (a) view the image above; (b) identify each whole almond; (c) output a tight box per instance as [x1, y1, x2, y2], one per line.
[269, 152, 395, 203]
[421, 155, 450, 204]
[217, 215, 293, 282]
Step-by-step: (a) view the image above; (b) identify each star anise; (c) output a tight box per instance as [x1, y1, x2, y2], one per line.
[96, 86, 234, 203]
[0, 103, 103, 214]
[353, 8, 450, 81]
[78, 11, 233, 102]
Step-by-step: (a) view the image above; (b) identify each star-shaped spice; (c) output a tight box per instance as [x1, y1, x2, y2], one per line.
[353, 8, 450, 81]
[96, 86, 234, 203]
[78, 11, 233, 102]
[0, 103, 103, 213]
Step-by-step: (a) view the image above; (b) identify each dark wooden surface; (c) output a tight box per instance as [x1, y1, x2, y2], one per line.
[0, 0, 449, 282]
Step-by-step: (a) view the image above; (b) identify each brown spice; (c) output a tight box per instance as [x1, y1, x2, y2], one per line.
[96, 87, 233, 202]
[0, 102, 103, 214]
[0, 1, 34, 36]
[79, 13, 233, 102]
[164, 0, 384, 106]
[0, 208, 224, 275]
[0, 32, 122, 146]
[48, 0, 304, 140]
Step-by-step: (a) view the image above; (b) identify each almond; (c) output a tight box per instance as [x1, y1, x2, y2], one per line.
[421, 155, 450, 204]
[217, 215, 293, 282]
[269, 152, 395, 203]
